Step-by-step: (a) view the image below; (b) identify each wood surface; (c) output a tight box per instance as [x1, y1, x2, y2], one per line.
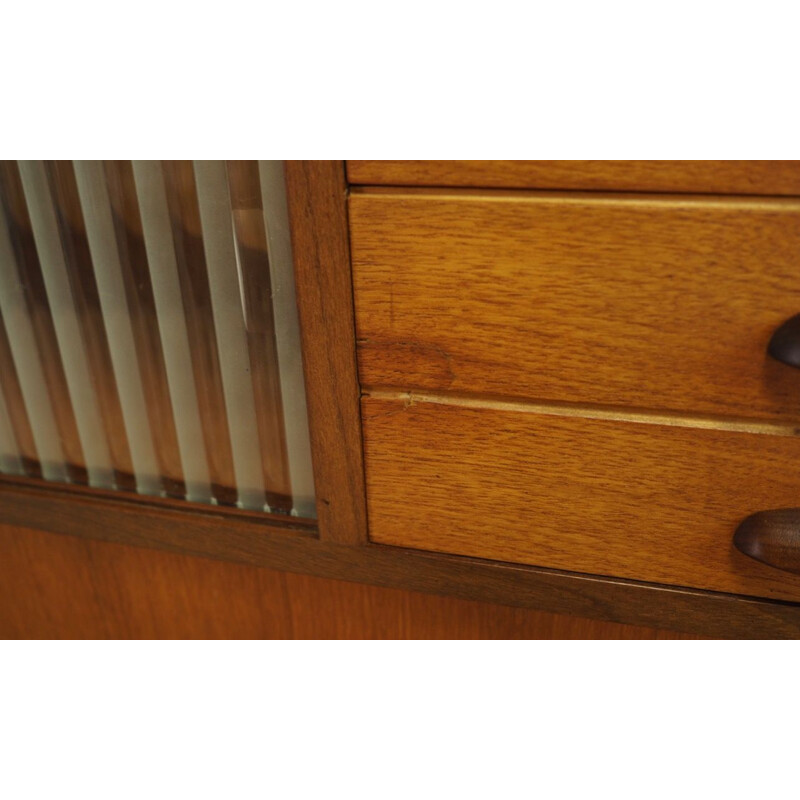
[350, 190, 800, 423]
[0, 523, 699, 639]
[1, 475, 798, 638]
[347, 160, 800, 196]
[285, 161, 367, 543]
[361, 394, 800, 602]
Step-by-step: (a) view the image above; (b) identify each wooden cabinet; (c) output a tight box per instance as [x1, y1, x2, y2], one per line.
[348, 160, 800, 623]
[4, 160, 800, 638]
[349, 177, 800, 602]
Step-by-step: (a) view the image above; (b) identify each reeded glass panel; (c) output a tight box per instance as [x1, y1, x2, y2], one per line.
[0, 160, 315, 518]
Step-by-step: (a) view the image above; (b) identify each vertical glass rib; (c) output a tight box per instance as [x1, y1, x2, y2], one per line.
[227, 161, 292, 514]
[73, 161, 161, 496]
[0, 315, 41, 477]
[17, 160, 113, 488]
[47, 161, 136, 492]
[162, 161, 236, 505]
[103, 161, 185, 498]
[131, 160, 212, 504]
[0, 374, 24, 476]
[1, 162, 85, 482]
[259, 161, 316, 518]
[0, 203, 68, 482]
[193, 160, 266, 511]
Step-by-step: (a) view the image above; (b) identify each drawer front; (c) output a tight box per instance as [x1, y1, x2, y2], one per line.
[362, 395, 800, 602]
[351, 191, 800, 423]
[347, 161, 800, 195]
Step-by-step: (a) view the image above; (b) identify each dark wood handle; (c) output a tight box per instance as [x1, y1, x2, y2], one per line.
[734, 509, 800, 575]
[768, 313, 800, 369]
[738, 322, 800, 573]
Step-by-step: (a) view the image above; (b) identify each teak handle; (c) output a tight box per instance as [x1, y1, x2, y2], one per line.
[734, 510, 800, 575]
[734, 317, 800, 574]
[768, 313, 800, 369]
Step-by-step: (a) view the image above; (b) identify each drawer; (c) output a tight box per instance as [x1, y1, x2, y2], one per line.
[362, 394, 800, 602]
[351, 190, 800, 423]
[347, 161, 800, 196]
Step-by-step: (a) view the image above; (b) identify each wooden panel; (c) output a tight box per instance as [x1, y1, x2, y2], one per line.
[5, 475, 798, 637]
[362, 394, 800, 602]
[0, 524, 698, 639]
[286, 161, 367, 543]
[351, 191, 800, 422]
[347, 160, 800, 196]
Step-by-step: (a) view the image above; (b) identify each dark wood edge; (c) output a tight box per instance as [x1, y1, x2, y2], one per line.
[344, 161, 800, 198]
[2, 475, 799, 638]
[285, 161, 368, 544]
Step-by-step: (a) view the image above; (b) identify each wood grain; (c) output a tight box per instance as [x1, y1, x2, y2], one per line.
[350, 190, 800, 423]
[2, 475, 797, 637]
[0, 523, 699, 639]
[285, 161, 367, 543]
[347, 160, 800, 196]
[361, 394, 800, 602]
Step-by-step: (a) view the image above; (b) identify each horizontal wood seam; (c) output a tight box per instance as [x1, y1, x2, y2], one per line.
[363, 387, 800, 437]
[350, 185, 800, 207]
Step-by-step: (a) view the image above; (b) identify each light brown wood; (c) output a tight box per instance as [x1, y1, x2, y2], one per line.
[362, 394, 800, 602]
[351, 190, 800, 423]
[0, 523, 698, 638]
[286, 161, 367, 543]
[347, 160, 800, 196]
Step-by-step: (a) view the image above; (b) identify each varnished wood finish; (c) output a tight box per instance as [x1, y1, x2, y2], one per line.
[347, 160, 800, 196]
[285, 161, 367, 543]
[350, 190, 800, 423]
[0, 524, 697, 639]
[0, 475, 798, 637]
[361, 394, 800, 602]
[735, 509, 800, 575]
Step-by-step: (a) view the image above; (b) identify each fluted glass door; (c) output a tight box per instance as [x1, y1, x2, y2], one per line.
[0, 161, 315, 518]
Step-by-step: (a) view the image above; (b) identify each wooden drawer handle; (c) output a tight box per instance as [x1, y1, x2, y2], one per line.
[735, 510, 800, 575]
[768, 313, 800, 368]
[732, 319, 800, 573]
